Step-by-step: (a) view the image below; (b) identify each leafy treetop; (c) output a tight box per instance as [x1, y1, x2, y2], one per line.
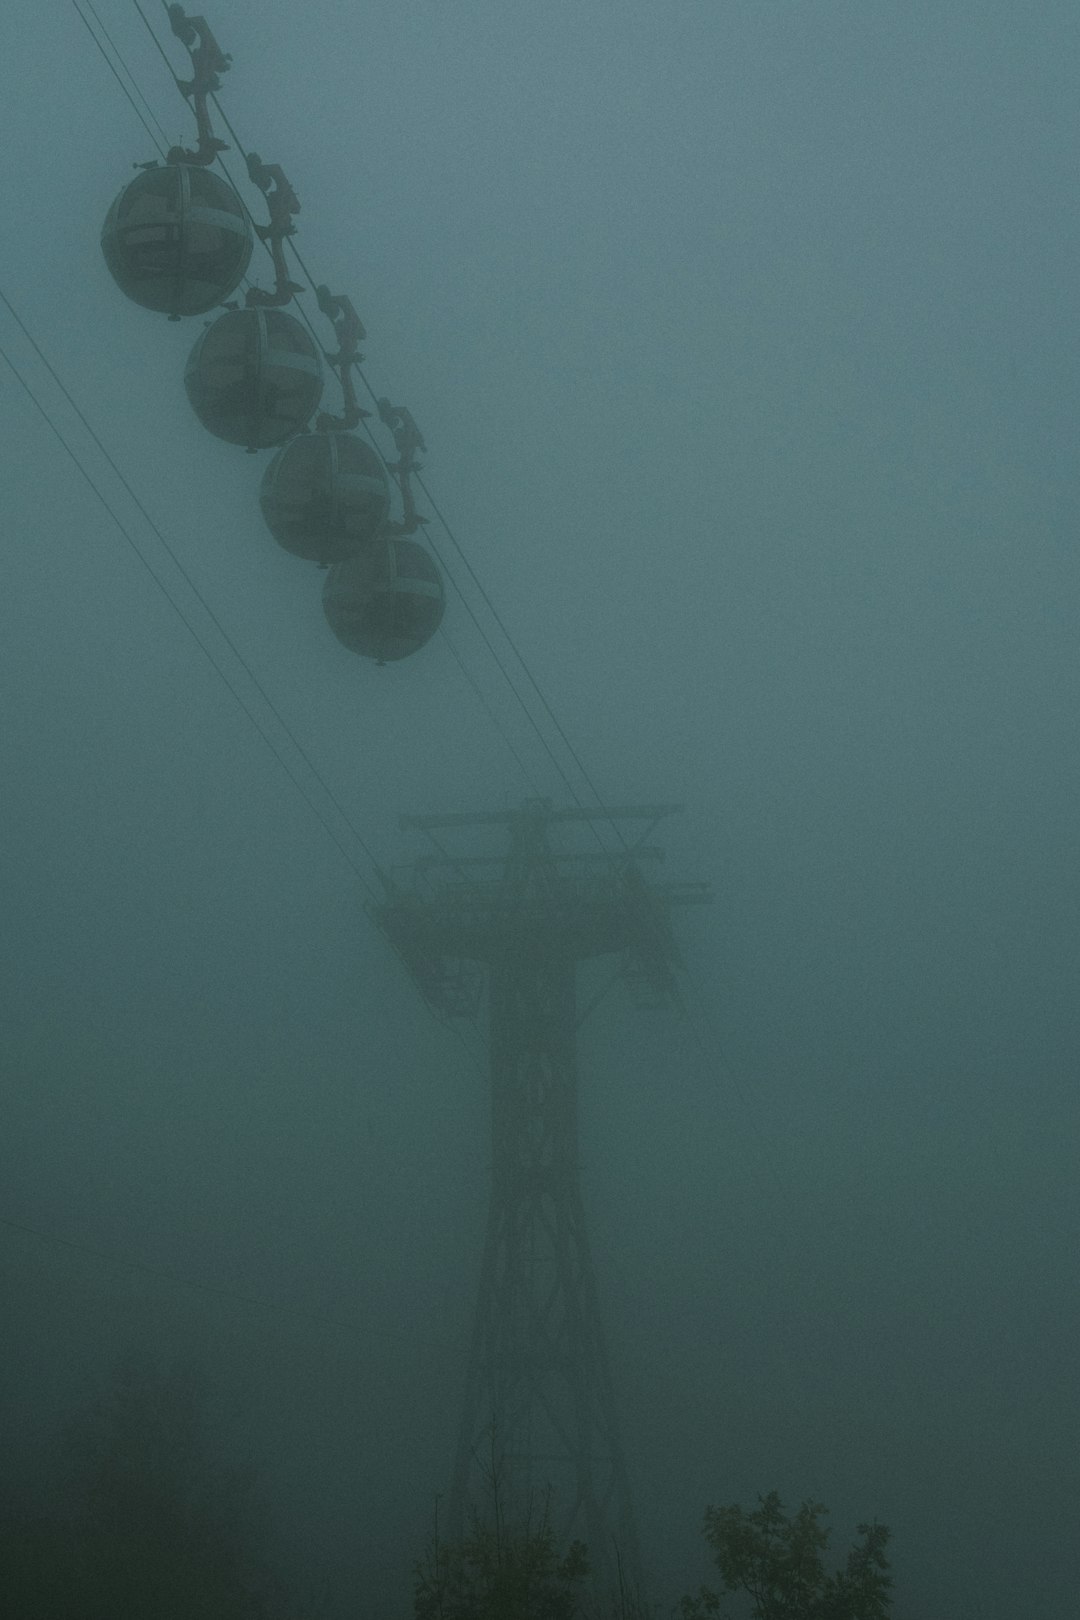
[680, 1491, 892, 1620]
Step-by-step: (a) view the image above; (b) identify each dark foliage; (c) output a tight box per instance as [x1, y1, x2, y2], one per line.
[679, 1491, 892, 1620]
[414, 1503, 592, 1620]
[0, 1350, 290, 1620]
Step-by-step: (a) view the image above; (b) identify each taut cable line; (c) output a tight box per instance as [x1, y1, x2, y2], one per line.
[0, 282, 388, 899]
[0, 321, 377, 898]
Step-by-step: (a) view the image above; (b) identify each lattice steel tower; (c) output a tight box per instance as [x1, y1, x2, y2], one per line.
[376, 800, 707, 1588]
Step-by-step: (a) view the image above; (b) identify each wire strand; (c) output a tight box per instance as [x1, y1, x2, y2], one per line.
[73, 0, 167, 159]
[438, 626, 545, 797]
[131, 0, 181, 82]
[0, 286, 387, 897]
[353, 369, 607, 819]
[0, 327, 379, 899]
[86, 0, 172, 146]
[418, 473, 627, 842]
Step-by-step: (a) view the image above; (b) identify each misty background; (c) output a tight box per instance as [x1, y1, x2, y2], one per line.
[2, 1, 1078, 1614]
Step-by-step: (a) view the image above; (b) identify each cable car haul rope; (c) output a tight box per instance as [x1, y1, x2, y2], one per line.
[100, 3, 444, 666]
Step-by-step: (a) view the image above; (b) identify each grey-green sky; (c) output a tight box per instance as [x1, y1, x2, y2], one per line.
[2, 2, 1078, 1615]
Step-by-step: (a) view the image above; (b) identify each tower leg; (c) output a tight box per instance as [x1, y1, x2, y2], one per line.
[448, 955, 641, 1596]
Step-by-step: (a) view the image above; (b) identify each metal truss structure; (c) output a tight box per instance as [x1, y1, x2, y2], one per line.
[375, 799, 708, 1592]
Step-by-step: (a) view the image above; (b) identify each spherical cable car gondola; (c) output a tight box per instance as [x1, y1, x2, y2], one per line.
[259, 431, 391, 564]
[184, 306, 324, 451]
[322, 535, 445, 664]
[100, 163, 253, 319]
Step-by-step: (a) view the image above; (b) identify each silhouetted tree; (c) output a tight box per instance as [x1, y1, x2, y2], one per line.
[0, 1350, 286, 1619]
[679, 1491, 892, 1620]
[414, 1500, 591, 1620]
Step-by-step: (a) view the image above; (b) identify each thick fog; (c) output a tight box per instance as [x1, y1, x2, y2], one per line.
[2, 1, 1078, 1615]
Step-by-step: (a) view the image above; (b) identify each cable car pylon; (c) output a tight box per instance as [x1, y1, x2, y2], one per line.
[376, 800, 711, 1596]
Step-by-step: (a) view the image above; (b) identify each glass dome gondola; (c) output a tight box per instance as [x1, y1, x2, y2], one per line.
[184, 307, 324, 451]
[259, 432, 391, 564]
[322, 536, 445, 663]
[100, 164, 253, 318]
